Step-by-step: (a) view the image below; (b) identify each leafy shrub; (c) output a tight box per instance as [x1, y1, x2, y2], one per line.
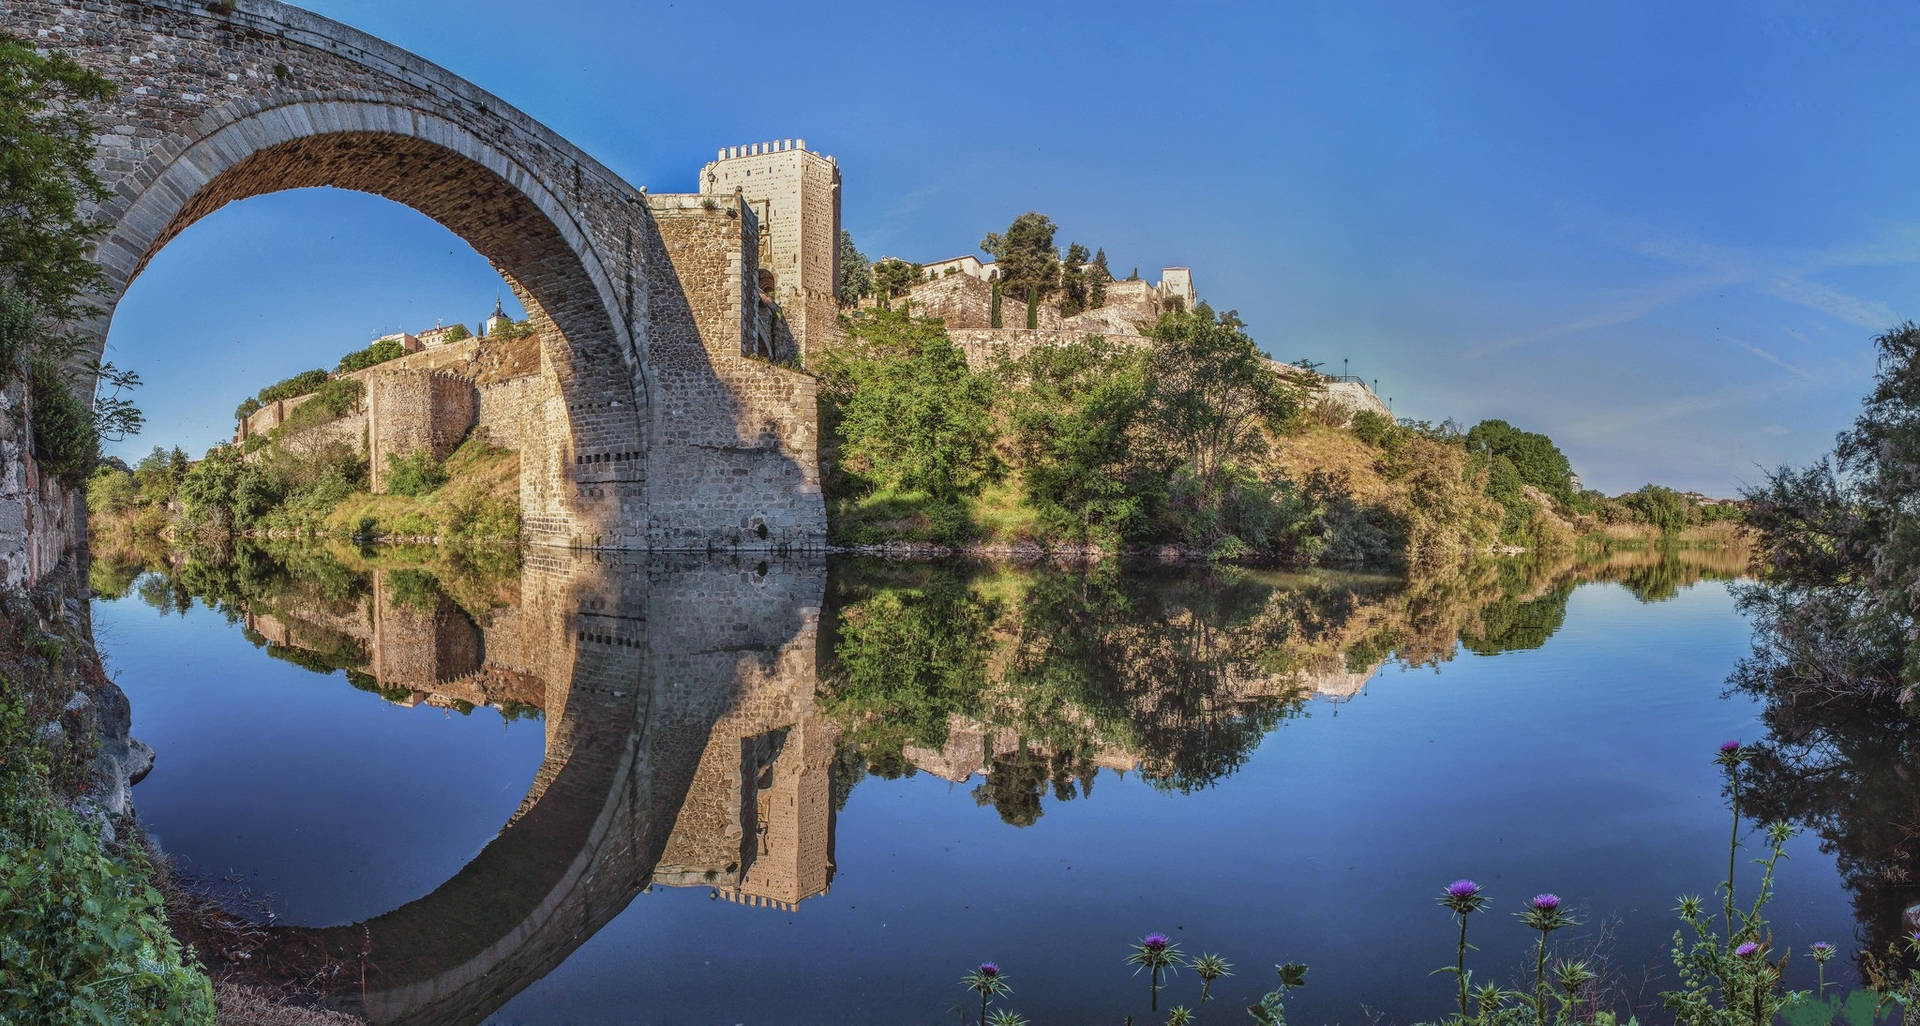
[335, 338, 408, 373]
[385, 569, 446, 611]
[0, 287, 31, 374]
[1350, 410, 1399, 449]
[279, 378, 362, 433]
[383, 449, 447, 498]
[0, 788, 215, 1023]
[27, 358, 99, 488]
[0, 675, 214, 1026]
[235, 369, 328, 421]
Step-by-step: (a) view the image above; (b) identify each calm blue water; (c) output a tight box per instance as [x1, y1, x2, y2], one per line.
[90, 553, 1871, 1025]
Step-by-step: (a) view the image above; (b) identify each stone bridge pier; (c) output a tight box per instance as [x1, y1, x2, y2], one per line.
[0, 0, 826, 568]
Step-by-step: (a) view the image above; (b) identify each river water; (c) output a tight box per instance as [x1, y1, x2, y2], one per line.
[85, 544, 1907, 1025]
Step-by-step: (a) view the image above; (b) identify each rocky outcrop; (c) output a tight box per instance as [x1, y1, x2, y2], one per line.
[12, 572, 153, 847]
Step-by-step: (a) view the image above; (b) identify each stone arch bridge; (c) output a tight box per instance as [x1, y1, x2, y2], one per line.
[2, 0, 826, 569]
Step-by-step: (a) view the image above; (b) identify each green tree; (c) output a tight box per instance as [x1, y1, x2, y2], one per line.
[1737, 324, 1920, 710]
[980, 212, 1061, 302]
[871, 258, 924, 300]
[336, 337, 408, 372]
[837, 229, 871, 303]
[1089, 247, 1114, 311]
[85, 464, 137, 518]
[0, 34, 115, 325]
[1000, 337, 1153, 544]
[816, 309, 998, 501]
[1622, 483, 1687, 534]
[1058, 242, 1091, 316]
[1142, 309, 1296, 494]
[1465, 418, 1575, 504]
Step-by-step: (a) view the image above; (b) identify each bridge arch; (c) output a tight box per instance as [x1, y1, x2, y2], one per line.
[88, 94, 647, 547]
[2, 0, 826, 572]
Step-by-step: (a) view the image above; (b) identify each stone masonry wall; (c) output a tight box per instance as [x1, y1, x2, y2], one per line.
[948, 327, 1155, 371]
[700, 142, 842, 358]
[0, 378, 79, 590]
[237, 391, 318, 441]
[644, 195, 825, 552]
[898, 272, 996, 328]
[366, 370, 477, 492]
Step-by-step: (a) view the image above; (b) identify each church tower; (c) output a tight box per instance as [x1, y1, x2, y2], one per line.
[484, 295, 511, 337]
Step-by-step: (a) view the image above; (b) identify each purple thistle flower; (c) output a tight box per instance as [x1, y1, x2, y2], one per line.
[1447, 880, 1480, 899]
[1811, 942, 1832, 953]
[1143, 933, 1170, 951]
[1735, 942, 1760, 957]
[1530, 894, 1562, 912]
[1719, 740, 1741, 754]
[978, 962, 999, 978]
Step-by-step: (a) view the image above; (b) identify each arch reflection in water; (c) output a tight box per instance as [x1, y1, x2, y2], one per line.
[215, 551, 835, 1025]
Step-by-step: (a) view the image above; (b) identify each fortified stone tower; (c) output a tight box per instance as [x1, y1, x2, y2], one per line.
[701, 140, 842, 360]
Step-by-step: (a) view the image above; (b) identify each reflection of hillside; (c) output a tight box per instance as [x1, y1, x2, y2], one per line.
[819, 545, 1753, 822]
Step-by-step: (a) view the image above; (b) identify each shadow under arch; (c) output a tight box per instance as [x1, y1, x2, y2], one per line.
[88, 95, 648, 548]
[241, 554, 826, 1026]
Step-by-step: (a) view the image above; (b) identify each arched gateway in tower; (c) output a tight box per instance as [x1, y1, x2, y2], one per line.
[3, 0, 826, 561]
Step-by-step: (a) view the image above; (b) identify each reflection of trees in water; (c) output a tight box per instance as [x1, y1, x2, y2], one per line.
[820, 547, 1752, 825]
[1735, 673, 1920, 960]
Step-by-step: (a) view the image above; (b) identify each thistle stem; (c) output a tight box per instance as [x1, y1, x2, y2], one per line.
[1151, 964, 1161, 1011]
[1725, 770, 1741, 938]
[979, 991, 987, 1026]
[1457, 914, 1471, 1019]
[1534, 932, 1550, 1026]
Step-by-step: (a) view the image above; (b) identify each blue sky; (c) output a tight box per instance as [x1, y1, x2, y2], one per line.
[103, 0, 1920, 496]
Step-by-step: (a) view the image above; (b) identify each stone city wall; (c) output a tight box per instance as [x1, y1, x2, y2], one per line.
[237, 392, 318, 441]
[948, 327, 1156, 371]
[365, 369, 478, 492]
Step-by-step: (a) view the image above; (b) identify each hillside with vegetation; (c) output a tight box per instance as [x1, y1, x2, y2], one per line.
[88, 346, 523, 549]
[815, 299, 1744, 567]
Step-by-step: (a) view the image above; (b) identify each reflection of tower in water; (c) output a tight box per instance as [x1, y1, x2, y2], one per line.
[230, 553, 832, 1025]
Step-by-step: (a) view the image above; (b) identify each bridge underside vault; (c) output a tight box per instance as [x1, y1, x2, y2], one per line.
[102, 123, 647, 547]
[1, 0, 825, 560]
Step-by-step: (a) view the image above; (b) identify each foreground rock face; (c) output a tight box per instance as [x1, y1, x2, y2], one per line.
[10, 574, 152, 846]
[0, 378, 81, 590]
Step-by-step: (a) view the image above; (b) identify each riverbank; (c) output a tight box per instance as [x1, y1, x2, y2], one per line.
[0, 567, 214, 1022]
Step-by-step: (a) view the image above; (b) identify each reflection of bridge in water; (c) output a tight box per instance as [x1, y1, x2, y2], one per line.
[241, 553, 836, 1025]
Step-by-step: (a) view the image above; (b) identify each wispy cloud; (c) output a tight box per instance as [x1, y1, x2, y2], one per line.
[1468, 270, 1739, 357]
[1469, 208, 1920, 359]
[1719, 333, 1809, 379]
[1561, 379, 1799, 439]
